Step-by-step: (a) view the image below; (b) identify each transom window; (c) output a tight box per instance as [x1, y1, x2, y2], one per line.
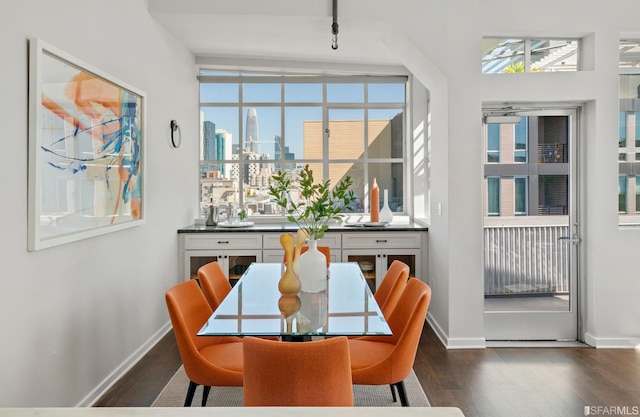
[198, 71, 407, 218]
[482, 38, 580, 74]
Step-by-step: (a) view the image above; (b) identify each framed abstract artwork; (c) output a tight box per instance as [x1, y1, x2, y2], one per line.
[28, 39, 145, 251]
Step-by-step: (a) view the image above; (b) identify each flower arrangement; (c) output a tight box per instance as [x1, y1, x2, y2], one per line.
[268, 164, 356, 240]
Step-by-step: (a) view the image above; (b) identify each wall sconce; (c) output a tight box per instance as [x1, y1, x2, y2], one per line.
[170, 120, 181, 148]
[331, 0, 339, 50]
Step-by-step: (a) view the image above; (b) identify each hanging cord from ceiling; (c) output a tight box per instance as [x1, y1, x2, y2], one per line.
[331, 0, 339, 50]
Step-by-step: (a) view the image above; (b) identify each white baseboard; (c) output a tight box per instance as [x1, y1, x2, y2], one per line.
[426, 314, 486, 349]
[77, 322, 172, 407]
[445, 337, 486, 349]
[584, 332, 640, 349]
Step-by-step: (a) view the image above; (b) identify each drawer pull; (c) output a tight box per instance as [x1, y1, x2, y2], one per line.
[376, 239, 388, 243]
[218, 241, 230, 244]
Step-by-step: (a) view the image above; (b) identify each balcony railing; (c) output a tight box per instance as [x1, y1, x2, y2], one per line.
[484, 223, 569, 296]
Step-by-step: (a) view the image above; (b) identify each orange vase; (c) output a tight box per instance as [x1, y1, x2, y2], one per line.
[371, 177, 380, 222]
[278, 233, 301, 295]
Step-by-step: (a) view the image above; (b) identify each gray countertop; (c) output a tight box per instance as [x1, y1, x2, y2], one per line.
[178, 220, 428, 233]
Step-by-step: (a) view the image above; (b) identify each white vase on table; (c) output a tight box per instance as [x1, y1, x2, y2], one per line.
[379, 189, 393, 224]
[298, 239, 327, 292]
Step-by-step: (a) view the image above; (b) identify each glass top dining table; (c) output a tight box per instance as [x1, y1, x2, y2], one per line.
[198, 262, 392, 339]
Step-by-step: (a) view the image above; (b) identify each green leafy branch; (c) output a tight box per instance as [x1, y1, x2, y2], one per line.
[268, 164, 356, 239]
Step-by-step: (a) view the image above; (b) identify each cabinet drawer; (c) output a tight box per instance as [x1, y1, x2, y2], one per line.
[263, 232, 341, 249]
[183, 233, 262, 250]
[342, 232, 421, 249]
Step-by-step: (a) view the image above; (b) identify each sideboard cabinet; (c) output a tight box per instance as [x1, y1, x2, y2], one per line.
[178, 224, 427, 292]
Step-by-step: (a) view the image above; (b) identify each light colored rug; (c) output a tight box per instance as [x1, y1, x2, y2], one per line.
[152, 366, 429, 407]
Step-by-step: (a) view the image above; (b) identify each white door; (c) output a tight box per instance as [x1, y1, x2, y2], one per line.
[482, 107, 580, 341]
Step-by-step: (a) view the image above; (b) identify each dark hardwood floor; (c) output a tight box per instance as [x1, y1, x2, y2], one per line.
[95, 324, 640, 416]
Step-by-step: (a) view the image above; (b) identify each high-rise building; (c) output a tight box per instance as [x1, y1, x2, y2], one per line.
[202, 121, 216, 160]
[245, 107, 259, 154]
[215, 129, 233, 178]
[274, 135, 295, 170]
[202, 121, 216, 177]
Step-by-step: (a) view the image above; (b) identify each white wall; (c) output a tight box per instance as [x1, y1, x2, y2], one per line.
[0, 0, 199, 406]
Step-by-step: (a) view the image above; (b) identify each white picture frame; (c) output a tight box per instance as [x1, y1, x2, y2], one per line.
[28, 39, 145, 251]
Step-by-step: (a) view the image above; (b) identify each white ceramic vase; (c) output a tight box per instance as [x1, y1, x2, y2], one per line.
[379, 189, 394, 223]
[298, 239, 327, 292]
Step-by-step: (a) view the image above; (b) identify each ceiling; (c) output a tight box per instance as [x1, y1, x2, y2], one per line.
[147, 0, 404, 71]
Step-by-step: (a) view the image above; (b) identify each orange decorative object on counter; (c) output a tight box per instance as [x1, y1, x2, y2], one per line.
[370, 177, 380, 222]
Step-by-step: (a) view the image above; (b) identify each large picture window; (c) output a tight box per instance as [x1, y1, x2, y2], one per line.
[199, 71, 407, 218]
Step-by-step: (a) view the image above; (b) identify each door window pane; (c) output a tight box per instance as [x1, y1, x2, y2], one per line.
[539, 175, 568, 215]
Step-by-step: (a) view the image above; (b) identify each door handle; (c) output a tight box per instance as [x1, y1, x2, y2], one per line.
[558, 235, 581, 245]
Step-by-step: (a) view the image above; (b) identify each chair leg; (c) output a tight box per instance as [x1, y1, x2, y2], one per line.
[392, 381, 409, 407]
[390, 384, 397, 402]
[184, 381, 198, 407]
[201, 386, 211, 406]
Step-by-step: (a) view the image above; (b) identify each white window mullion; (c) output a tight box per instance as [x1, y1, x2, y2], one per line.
[524, 39, 531, 72]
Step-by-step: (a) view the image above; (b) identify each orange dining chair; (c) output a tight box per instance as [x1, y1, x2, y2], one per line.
[197, 261, 231, 311]
[243, 336, 354, 406]
[349, 278, 432, 407]
[165, 279, 244, 406]
[284, 245, 331, 266]
[375, 260, 410, 317]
